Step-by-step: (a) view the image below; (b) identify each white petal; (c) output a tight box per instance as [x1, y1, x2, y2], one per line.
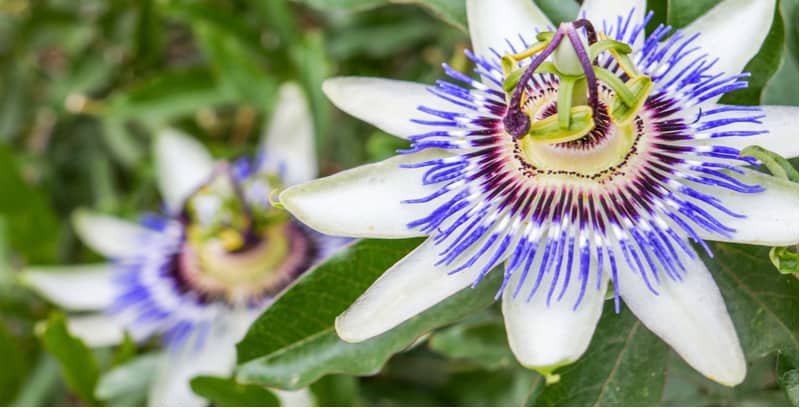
[274, 389, 313, 407]
[323, 77, 460, 140]
[692, 169, 798, 246]
[280, 150, 448, 238]
[619, 249, 746, 386]
[155, 128, 215, 213]
[148, 309, 257, 406]
[72, 210, 152, 258]
[467, 0, 552, 59]
[579, 0, 646, 47]
[502, 254, 608, 370]
[679, 0, 775, 78]
[688, 105, 799, 159]
[67, 314, 127, 348]
[261, 83, 318, 185]
[336, 237, 492, 342]
[22, 264, 115, 311]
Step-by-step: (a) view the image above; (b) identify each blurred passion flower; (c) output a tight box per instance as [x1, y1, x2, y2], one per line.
[280, 0, 798, 386]
[23, 84, 346, 405]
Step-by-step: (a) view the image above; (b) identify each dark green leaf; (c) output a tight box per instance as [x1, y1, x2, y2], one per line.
[667, 0, 721, 28]
[309, 375, 362, 406]
[0, 321, 26, 404]
[291, 0, 386, 12]
[777, 351, 799, 405]
[703, 243, 798, 361]
[289, 31, 331, 151]
[428, 315, 515, 370]
[534, 0, 579, 24]
[11, 354, 62, 407]
[104, 69, 233, 123]
[0, 146, 60, 263]
[235, 238, 502, 389]
[190, 376, 279, 407]
[529, 303, 670, 405]
[662, 353, 790, 405]
[292, 0, 467, 31]
[37, 313, 100, 405]
[193, 23, 277, 108]
[394, 0, 467, 32]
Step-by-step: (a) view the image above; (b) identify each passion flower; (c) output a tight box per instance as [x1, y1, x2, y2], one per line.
[279, 0, 798, 385]
[23, 83, 344, 405]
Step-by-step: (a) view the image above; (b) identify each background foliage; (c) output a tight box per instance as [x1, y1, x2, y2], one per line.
[0, 0, 796, 405]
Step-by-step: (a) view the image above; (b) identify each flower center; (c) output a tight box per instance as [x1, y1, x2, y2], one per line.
[514, 85, 642, 180]
[175, 164, 311, 305]
[178, 221, 310, 305]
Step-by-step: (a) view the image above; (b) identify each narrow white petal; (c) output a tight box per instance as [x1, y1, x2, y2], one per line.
[261, 83, 318, 185]
[579, 0, 645, 47]
[467, 0, 552, 59]
[503, 254, 608, 370]
[274, 389, 313, 407]
[619, 249, 746, 386]
[280, 150, 449, 238]
[679, 0, 775, 78]
[336, 238, 493, 342]
[693, 169, 798, 246]
[155, 128, 215, 213]
[72, 210, 152, 258]
[68, 314, 127, 348]
[323, 77, 459, 140]
[149, 309, 257, 406]
[22, 264, 114, 311]
[688, 105, 799, 159]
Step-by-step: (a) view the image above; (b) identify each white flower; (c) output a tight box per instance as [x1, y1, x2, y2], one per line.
[22, 83, 338, 406]
[278, 0, 798, 386]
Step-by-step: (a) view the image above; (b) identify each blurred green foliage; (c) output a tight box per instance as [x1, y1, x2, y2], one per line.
[0, 0, 797, 406]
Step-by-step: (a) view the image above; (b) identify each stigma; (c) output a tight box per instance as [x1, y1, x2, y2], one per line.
[502, 19, 652, 147]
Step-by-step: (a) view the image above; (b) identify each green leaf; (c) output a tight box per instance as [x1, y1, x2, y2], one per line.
[428, 315, 516, 370]
[309, 375, 362, 406]
[190, 376, 279, 407]
[95, 353, 158, 406]
[252, 0, 299, 46]
[104, 68, 233, 124]
[0, 146, 60, 263]
[719, 4, 785, 105]
[11, 354, 62, 407]
[37, 313, 100, 405]
[442, 367, 542, 406]
[667, 0, 721, 28]
[777, 352, 799, 405]
[528, 303, 670, 405]
[237, 239, 423, 362]
[289, 31, 331, 152]
[662, 353, 790, 405]
[235, 238, 502, 389]
[394, 0, 467, 32]
[0, 321, 26, 404]
[292, 0, 467, 32]
[533, 0, 579, 24]
[192, 22, 277, 108]
[291, 0, 386, 12]
[703, 243, 799, 363]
